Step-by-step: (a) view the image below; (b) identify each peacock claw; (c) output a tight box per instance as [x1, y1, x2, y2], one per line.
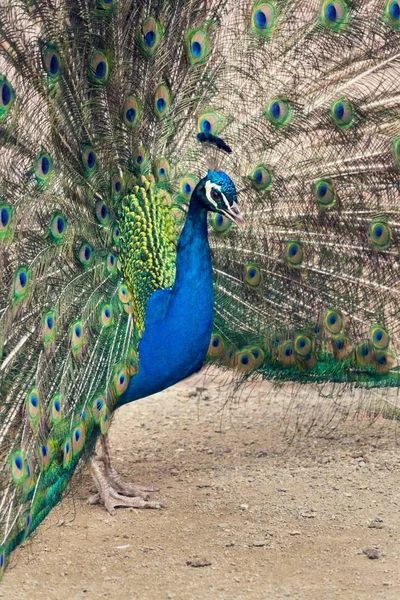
[89, 434, 163, 515]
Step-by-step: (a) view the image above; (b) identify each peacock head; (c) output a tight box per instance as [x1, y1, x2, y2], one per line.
[196, 170, 244, 227]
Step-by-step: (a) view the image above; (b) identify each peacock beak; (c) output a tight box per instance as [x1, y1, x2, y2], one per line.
[222, 202, 244, 228]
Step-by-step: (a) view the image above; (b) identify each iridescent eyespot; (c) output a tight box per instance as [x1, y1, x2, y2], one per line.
[13, 266, 30, 301]
[111, 173, 123, 198]
[249, 346, 265, 368]
[88, 51, 109, 84]
[373, 350, 394, 373]
[154, 83, 171, 119]
[294, 334, 312, 358]
[314, 179, 336, 208]
[278, 341, 296, 366]
[393, 137, 400, 166]
[112, 222, 120, 245]
[210, 212, 232, 234]
[49, 393, 63, 424]
[197, 110, 224, 136]
[26, 388, 41, 425]
[39, 441, 53, 470]
[42, 45, 61, 80]
[248, 165, 272, 191]
[48, 212, 67, 244]
[92, 394, 106, 424]
[384, 1, 400, 29]
[82, 145, 97, 176]
[185, 26, 211, 65]
[320, 0, 349, 31]
[63, 437, 72, 467]
[0, 75, 15, 122]
[330, 334, 352, 360]
[95, 200, 110, 225]
[179, 175, 198, 201]
[70, 319, 86, 359]
[118, 283, 132, 304]
[154, 158, 170, 183]
[370, 220, 391, 249]
[131, 145, 148, 171]
[10, 450, 28, 485]
[78, 242, 94, 267]
[354, 340, 373, 366]
[111, 363, 130, 399]
[325, 309, 343, 334]
[42, 309, 56, 351]
[100, 405, 112, 435]
[137, 17, 164, 57]
[370, 325, 390, 350]
[250, 1, 278, 37]
[122, 95, 141, 128]
[330, 98, 355, 130]
[99, 303, 114, 328]
[265, 98, 292, 128]
[72, 424, 86, 455]
[34, 152, 53, 185]
[208, 333, 225, 358]
[286, 241, 304, 267]
[97, 0, 115, 10]
[0, 202, 13, 240]
[235, 350, 256, 374]
[244, 263, 263, 287]
[105, 253, 117, 274]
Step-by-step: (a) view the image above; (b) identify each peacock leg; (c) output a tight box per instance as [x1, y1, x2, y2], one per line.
[98, 434, 160, 497]
[89, 460, 163, 516]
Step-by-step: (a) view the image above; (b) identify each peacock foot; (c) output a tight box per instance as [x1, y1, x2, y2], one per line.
[88, 434, 163, 516]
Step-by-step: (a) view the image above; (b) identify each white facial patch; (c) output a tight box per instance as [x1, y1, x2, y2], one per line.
[205, 180, 230, 211]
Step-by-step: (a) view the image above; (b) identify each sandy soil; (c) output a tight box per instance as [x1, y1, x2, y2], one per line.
[2, 372, 400, 600]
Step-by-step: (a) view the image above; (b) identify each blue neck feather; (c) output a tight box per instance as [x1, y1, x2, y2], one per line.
[118, 187, 214, 406]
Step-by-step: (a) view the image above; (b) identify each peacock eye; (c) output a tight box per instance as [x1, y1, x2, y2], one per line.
[210, 188, 222, 202]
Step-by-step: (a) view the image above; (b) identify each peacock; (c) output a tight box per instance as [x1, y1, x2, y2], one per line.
[1, 0, 400, 579]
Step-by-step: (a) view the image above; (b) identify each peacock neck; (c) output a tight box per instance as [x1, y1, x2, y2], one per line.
[172, 191, 211, 291]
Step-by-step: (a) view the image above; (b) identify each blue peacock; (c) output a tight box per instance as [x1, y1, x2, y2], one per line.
[1, 0, 400, 579]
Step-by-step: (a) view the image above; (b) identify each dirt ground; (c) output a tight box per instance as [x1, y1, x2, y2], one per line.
[2, 371, 400, 600]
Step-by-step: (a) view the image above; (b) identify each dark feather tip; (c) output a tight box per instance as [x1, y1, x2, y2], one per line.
[197, 132, 232, 154]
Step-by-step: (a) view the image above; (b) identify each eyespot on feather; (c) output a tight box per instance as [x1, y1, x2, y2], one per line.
[185, 26, 211, 65]
[250, 1, 279, 37]
[48, 212, 68, 244]
[330, 98, 355, 130]
[320, 0, 350, 31]
[208, 333, 225, 358]
[13, 266, 30, 302]
[88, 50, 110, 85]
[78, 242, 94, 268]
[369, 220, 391, 249]
[72, 424, 86, 455]
[34, 152, 53, 185]
[42, 309, 56, 352]
[235, 350, 256, 374]
[39, 440, 53, 470]
[286, 241, 304, 267]
[122, 95, 141, 128]
[244, 263, 263, 287]
[95, 200, 110, 226]
[154, 83, 171, 119]
[373, 350, 394, 374]
[42, 44, 62, 80]
[314, 179, 336, 208]
[26, 388, 41, 426]
[128, 348, 139, 375]
[49, 393, 63, 425]
[384, 1, 400, 29]
[353, 340, 373, 366]
[370, 325, 390, 350]
[99, 405, 112, 435]
[265, 98, 292, 128]
[278, 341, 296, 366]
[330, 334, 352, 360]
[294, 334, 313, 358]
[63, 437, 73, 468]
[154, 158, 170, 184]
[9, 450, 27, 485]
[70, 319, 87, 359]
[179, 175, 198, 201]
[137, 17, 164, 57]
[82, 145, 97, 176]
[131, 145, 148, 172]
[0, 75, 15, 122]
[0, 202, 14, 240]
[210, 212, 232, 234]
[111, 363, 130, 399]
[325, 309, 343, 334]
[99, 303, 114, 328]
[248, 165, 272, 191]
